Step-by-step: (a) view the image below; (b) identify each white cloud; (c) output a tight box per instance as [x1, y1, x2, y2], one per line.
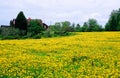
[0, 0, 120, 26]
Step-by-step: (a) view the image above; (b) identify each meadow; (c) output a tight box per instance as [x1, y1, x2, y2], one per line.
[0, 32, 120, 78]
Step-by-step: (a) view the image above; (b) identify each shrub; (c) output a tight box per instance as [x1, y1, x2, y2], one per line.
[42, 29, 55, 37]
[0, 27, 20, 36]
[1, 36, 15, 40]
[33, 33, 42, 39]
[0, 27, 20, 39]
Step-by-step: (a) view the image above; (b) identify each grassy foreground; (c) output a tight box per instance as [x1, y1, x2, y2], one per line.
[0, 32, 120, 78]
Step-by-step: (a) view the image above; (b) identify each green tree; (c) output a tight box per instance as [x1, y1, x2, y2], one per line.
[88, 19, 97, 31]
[61, 21, 71, 32]
[75, 24, 81, 32]
[0, 27, 20, 39]
[49, 22, 63, 36]
[71, 23, 75, 32]
[54, 22, 62, 31]
[83, 19, 102, 32]
[105, 8, 120, 31]
[27, 20, 45, 36]
[81, 22, 89, 32]
[117, 21, 120, 30]
[15, 11, 27, 35]
[49, 21, 72, 36]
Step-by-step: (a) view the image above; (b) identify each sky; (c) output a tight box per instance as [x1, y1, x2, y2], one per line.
[0, 0, 120, 26]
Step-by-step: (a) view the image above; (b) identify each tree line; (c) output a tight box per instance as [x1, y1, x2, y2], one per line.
[50, 19, 103, 33]
[50, 8, 120, 33]
[0, 8, 120, 39]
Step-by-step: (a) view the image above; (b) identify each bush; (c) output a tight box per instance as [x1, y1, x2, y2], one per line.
[1, 36, 15, 40]
[54, 31, 69, 36]
[0, 27, 21, 39]
[42, 29, 55, 37]
[32, 33, 42, 39]
[0, 27, 20, 36]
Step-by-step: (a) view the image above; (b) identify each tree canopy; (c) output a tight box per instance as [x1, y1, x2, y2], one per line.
[82, 19, 103, 32]
[27, 20, 45, 36]
[105, 8, 120, 31]
[15, 11, 27, 35]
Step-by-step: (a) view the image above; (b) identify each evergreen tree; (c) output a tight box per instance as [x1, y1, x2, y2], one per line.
[15, 11, 27, 35]
[105, 8, 120, 31]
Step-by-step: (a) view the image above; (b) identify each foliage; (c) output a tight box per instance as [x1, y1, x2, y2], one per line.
[5, 8, 120, 40]
[71, 23, 75, 31]
[61, 21, 72, 32]
[0, 32, 120, 77]
[75, 24, 81, 32]
[83, 19, 103, 32]
[0, 27, 20, 39]
[27, 20, 45, 37]
[15, 11, 27, 35]
[105, 8, 120, 31]
[81, 22, 89, 32]
[49, 21, 72, 36]
[42, 29, 55, 37]
[2, 8, 120, 40]
[49, 19, 104, 33]
[32, 33, 42, 39]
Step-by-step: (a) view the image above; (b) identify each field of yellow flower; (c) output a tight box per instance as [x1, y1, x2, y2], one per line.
[0, 32, 120, 78]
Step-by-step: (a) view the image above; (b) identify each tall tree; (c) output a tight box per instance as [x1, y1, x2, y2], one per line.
[83, 19, 102, 32]
[105, 8, 120, 31]
[88, 19, 98, 31]
[15, 11, 27, 35]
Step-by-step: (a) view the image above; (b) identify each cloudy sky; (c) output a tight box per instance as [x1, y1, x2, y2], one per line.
[0, 0, 120, 26]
